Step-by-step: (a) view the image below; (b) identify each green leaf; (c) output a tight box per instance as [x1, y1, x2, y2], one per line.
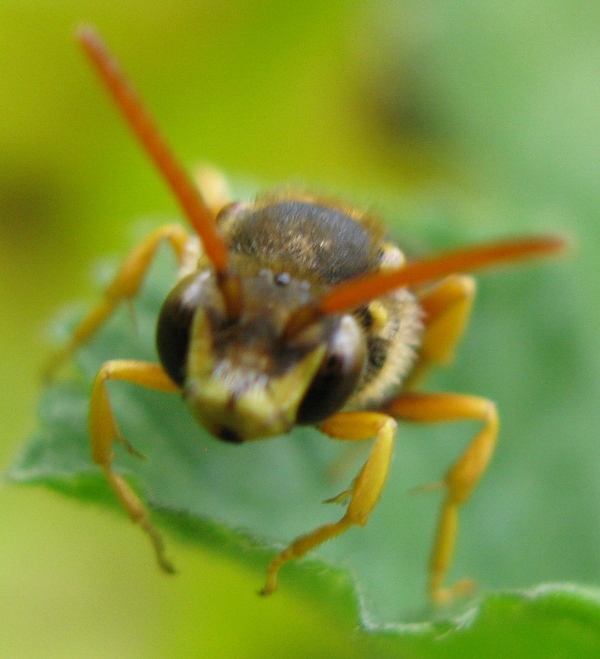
[8, 199, 597, 653]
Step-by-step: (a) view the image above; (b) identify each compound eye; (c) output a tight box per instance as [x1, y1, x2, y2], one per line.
[296, 315, 366, 425]
[156, 272, 209, 386]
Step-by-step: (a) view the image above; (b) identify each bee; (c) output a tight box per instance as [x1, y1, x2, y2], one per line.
[48, 26, 566, 605]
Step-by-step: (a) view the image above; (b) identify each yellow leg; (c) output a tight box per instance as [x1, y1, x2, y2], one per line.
[194, 165, 233, 216]
[404, 275, 476, 389]
[90, 359, 181, 573]
[387, 392, 498, 604]
[260, 411, 397, 595]
[44, 223, 190, 379]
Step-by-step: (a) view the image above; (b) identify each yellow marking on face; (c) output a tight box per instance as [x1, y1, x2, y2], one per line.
[185, 343, 326, 441]
[186, 306, 215, 380]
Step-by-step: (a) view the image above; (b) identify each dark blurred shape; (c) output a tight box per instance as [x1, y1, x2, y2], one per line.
[0, 160, 69, 249]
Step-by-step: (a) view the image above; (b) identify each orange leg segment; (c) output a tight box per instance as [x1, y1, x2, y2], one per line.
[90, 359, 180, 573]
[260, 411, 396, 595]
[387, 391, 498, 604]
[44, 224, 190, 380]
[405, 275, 476, 390]
[194, 165, 233, 217]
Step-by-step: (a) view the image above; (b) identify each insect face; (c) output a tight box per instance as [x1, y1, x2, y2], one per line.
[156, 198, 384, 442]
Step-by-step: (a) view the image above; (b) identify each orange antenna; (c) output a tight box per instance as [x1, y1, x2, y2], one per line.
[321, 235, 567, 314]
[285, 235, 567, 336]
[76, 25, 229, 275]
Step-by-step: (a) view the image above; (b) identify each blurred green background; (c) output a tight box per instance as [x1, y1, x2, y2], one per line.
[1, 1, 600, 656]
